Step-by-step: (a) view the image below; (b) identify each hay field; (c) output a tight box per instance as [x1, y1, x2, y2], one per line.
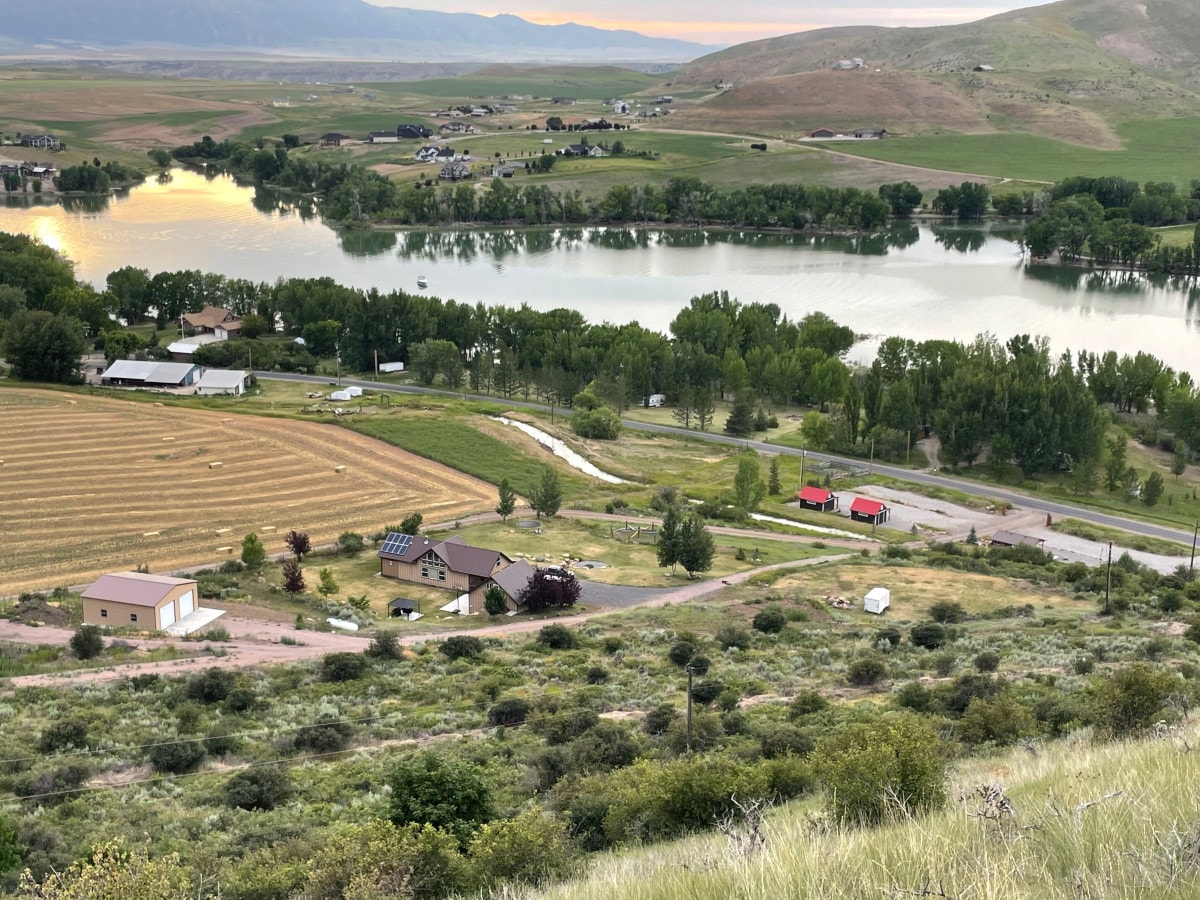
[0, 389, 497, 593]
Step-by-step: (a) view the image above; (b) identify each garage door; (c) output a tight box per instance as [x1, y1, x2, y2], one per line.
[159, 602, 176, 629]
[178, 591, 195, 618]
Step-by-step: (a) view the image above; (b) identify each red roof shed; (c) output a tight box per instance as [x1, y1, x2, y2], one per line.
[849, 497, 890, 524]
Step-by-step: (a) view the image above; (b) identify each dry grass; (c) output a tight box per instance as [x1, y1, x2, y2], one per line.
[0, 388, 496, 593]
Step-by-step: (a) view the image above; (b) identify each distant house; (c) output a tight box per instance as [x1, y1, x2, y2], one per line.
[716, 82, 734, 91]
[414, 145, 440, 163]
[369, 131, 399, 143]
[439, 121, 474, 134]
[833, 58, 866, 70]
[320, 133, 350, 147]
[559, 144, 606, 158]
[182, 304, 240, 335]
[492, 164, 515, 178]
[101, 360, 201, 389]
[974, 64, 995, 72]
[808, 127, 837, 139]
[989, 530, 1045, 550]
[612, 101, 630, 114]
[397, 124, 432, 139]
[195, 369, 251, 396]
[167, 334, 222, 361]
[378, 533, 521, 615]
[435, 146, 457, 161]
[469, 108, 491, 117]
[272, 97, 291, 108]
[82, 572, 203, 631]
[19, 134, 59, 150]
[853, 128, 888, 139]
[655, 95, 674, 104]
[439, 161, 472, 181]
[849, 497, 891, 525]
[551, 97, 578, 105]
[331, 86, 355, 94]
[797, 486, 839, 512]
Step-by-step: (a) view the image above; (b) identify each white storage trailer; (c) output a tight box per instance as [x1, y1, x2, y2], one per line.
[864, 587, 890, 614]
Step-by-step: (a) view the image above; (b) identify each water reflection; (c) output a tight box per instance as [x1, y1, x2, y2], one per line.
[932, 227, 988, 253]
[339, 228, 397, 258]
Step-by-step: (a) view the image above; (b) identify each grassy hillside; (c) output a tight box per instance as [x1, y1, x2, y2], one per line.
[535, 722, 1200, 899]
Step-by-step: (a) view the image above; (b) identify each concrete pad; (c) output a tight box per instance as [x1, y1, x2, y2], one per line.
[163, 607, 226, 637]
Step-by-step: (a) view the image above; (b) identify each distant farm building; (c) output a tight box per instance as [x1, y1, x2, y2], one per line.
[833, 58, 866, 70]
[368, 131, 399, 144]
[167, 334, 222, 361]
[195, 369, 251, 396]
[989, 530, 1045, 550]
[808, 127, 837, 139]
[849, 497, 891, 525]
[797, 486, 839, 512]
[19, 134, 60, 150]
[82, 572, 201, 631]
[853, 128, 888, 139]
[439, 161, 473, 181]
[397, 124, 432, 139]
[320, 133, 350, 147]
[101, 360, 201, 389]
[974, 64, 995, 72]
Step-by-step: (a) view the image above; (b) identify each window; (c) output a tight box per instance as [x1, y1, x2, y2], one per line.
[130, 613, 138, 623]
[421, 562, 447, 582]
[100, 609, 108, 618]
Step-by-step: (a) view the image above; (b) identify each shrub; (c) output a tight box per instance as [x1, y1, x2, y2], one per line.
[321, 652, 367, 682]
[37, 720, 89, 754]
[294, 717, 353, 753]
[336, 532, 365, 554]
[1073, 656, 1096, 675]
[715, 625, 751, 650]
[487, 697, 531, 727]
[690, 678, 724, 705]
[753, 608, 787, 634]
[957, 693, 1037, 746]
[366, 630, 402, 660]
[929, 601, 967, 623]
[571, 406, 622, 440]
[204, 727, 240, 756]
[875, 626, 902, 648]
[974, 650, 1001, 673]
[847, 655, 887, 686]
[932, 652, 957, 677]
[440, 636, 484, 660]
[537, 624, 579, 650]
[910, 622, 948, 650]
[687, 655, 711, 676]
[226, 687, 259, 712]
[760, 725, 815, 759]
[69, 625, 104, 660]
[183, 668, 235, 703]
[813, 712, 947, 826]
[225, 766, 292, 811]
[388, 752, 493, 844]
[1094, 663, 1182, 734]
[586, 665, 609, 684]
[789, 689, 828, 719]
[667, 640, 696, 666]
[601, 636, 624, 654]
[147, 738, 207, 774]
[530, 707, 599, 745]
[643, 704, 678, 735]
[469, 807, 579, 889]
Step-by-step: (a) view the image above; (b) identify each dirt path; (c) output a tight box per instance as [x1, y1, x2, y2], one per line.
[0, 556, 846, 689]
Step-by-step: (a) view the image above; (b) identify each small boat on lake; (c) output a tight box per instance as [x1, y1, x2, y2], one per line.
[417, 275, 428, 288]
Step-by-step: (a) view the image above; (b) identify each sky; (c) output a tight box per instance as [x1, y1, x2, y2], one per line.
[367, 0, 1055, 44]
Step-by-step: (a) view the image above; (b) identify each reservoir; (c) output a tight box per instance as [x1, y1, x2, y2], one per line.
[2, 168, 1198, 374]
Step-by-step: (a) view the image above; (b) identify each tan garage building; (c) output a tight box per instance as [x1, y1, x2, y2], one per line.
[81, 572, 199, 630]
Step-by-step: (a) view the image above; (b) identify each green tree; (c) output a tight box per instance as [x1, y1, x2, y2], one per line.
[484, 583, 509, 617]
[224, 766, 292, 811]
[1104, 436, 1128, 492]
[529, 467, 563, 518]
[1173, 443, 1189, 479]
[495, 478, 516, 521]
[0, 815, 19, 877]
[677, 513, 715, 578]
[657, 503, 682, 574]
[240, 533, 266, 569]
[17, 839, 191, 899]
[1094, 664, 1181, 735]
[388, 751, 493, 844]
[724, 388, 756, 436]
[768, 456, 781, 495]
[732, 452, 765, 512]
[147, 148, 172, 167]
[799, 410, 832, 450]
[69, 625, 103, 660]
[878, 181, 923, 217]
[694, 386, 717, 432]
[813, 712, 947, 825]
[2, 310, 87, 383]
[1142, 470, 1165, 506]
[317, 567, 339, 598]
[399, 512, 423, 536]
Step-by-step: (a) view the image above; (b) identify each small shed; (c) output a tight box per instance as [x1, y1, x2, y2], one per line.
[990, 530, 1045, 550]
[864, 586, 890, 614]
[195, 369, 250, 396]
[850, 497, 890, 525]
[329, 390, 352, 401]
[388, 598, 422, 620]
[797, 485, 839, 512]
[81, 572, 199, 630]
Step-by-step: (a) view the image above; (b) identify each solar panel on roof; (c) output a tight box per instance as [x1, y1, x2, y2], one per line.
[380, 533, 413, 556]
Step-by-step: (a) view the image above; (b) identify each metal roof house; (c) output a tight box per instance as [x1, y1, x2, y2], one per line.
[81, 572, 219, 632]
[989, 530, 1045, 550]
[101, 360, 201, 389]
[797, 486, 839, 512]
[195, 369, 251, 396]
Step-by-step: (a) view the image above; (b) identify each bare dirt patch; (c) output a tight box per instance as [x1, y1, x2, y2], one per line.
[0, 389, 496, 593]
[0, 90, 236, 121]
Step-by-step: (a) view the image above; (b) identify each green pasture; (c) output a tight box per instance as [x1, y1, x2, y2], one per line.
[823, 119, 1200, 185]
[386, 67, 664, 101]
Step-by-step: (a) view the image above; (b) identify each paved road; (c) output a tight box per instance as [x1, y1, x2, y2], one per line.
[259, 372, 1200, 549]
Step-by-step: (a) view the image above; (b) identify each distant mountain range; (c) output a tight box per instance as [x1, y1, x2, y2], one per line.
[0, 0, 716, 62]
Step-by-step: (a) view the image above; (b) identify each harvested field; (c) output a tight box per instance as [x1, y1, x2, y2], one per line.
[0, 389, 496, 593]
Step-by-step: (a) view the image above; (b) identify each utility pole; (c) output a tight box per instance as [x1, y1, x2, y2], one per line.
[869, 436, 875, 475]
[799, 447, 806, 490]
[1104, 541, 1113, 615]
[374, 349, 378, 382]
[1191, 521, 1198, 580]
[685, 666, 694, 754]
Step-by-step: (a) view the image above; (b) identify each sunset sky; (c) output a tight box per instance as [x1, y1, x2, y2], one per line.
[367, 0, 1055, 44]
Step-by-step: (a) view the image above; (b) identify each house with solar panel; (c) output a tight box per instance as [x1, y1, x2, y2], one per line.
[377, 532, 533, 615]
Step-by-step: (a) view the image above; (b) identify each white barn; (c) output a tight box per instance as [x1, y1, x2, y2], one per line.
[195, 369, 251, 396]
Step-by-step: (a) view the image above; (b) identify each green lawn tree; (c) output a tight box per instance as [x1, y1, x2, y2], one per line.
[1142, 471, 1165, 506]
[495, 478, 516, 522]
[317, 568, 339, 598]
[768, 457, 781, 495]
[529, 467, 562, 519]
[69, 624, 104, 660]
[484, 584, 508, 617]
[2, 310, 87, 383]
[241, 533, 266, 569]
[678, 513, 715, 578]
[724, 388, 756, 437]
[657, 504, 682, 574]
[732, 452, 766, 512]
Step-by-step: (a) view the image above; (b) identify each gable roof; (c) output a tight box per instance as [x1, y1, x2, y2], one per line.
[850, 497, 887, 516]
[196, 369, 249, 390]
[182, 304, 238, 329]
[103, 360, 199, 384]
[990, 530, 1045, 548]
[798, 486, 835, 503]
[489, 558, 534, 600]
[378, 532, 510, 577]
[82, 572, 195, 607]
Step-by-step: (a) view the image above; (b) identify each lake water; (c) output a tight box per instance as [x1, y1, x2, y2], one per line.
[3, 168, 1199, 374]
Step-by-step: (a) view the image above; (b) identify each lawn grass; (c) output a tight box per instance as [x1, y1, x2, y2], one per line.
[825, 118, 1200, 184]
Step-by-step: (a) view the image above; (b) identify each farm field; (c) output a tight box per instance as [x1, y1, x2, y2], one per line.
[0, 388, 497, 593]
